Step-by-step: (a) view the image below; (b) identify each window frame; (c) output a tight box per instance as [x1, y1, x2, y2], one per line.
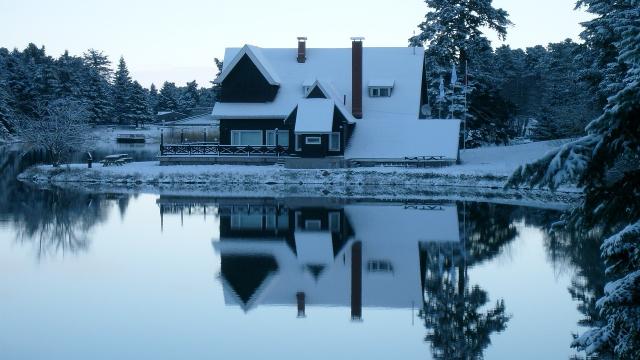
[328, 132, 341, 151]
[266, 130, 289, 147]
[305, 136, 322, 145]
[230, 130, 263, 146]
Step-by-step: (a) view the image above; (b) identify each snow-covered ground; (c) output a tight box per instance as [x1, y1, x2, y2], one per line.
[18, 139, 578, 202]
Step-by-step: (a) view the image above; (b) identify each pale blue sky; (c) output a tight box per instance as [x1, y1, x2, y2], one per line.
[0, 0, 591, 87]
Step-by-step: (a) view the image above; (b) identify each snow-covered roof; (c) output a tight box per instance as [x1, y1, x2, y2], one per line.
[294, 99, 335, 133]
[212, 46, 424, 120]
[214, 45, 281, 86]
[368, 79, 395, 88]
[346, 119, 461, 160]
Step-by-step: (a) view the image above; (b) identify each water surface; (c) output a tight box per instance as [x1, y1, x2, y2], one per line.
[0, 179, 605, 359]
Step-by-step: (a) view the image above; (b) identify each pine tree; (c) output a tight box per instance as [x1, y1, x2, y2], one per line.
[147, 83, 159, 119]
[55, 50, 86, 100]
[177, 80, 198, 112]
[127, 81, 151, 128]
[158, 81, 179, 112]
[409, 0, 512, 145]
[508, 1, 640, 357]
[82, 49, 113, 82]
[0, 85, 12, 137]
[82, 50, 113, 124]
[112, 56, 132, 124]
[83, 68, 113, 124]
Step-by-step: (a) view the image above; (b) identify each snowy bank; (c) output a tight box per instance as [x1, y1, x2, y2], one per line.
[18, 139, 578, 203]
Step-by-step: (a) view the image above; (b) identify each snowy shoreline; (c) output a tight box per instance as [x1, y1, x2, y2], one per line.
[18, 160, 580, 205]
[16, 139, 580, 205]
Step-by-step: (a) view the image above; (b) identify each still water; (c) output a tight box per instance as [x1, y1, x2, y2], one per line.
[0, 148, 604, 360]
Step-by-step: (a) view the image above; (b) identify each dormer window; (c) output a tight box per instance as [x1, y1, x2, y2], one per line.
[368, 79, 394, 97]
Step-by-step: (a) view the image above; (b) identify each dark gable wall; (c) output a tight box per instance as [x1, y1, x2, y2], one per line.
[307, 86, 327, 99]
[220, 54, 279, 103]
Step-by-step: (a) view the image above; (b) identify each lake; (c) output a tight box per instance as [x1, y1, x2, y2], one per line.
[0, 147, 604, 359]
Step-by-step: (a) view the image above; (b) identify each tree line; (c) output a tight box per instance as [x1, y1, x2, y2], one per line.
[411, 0, 602, 146]
[0, 44, 221, 134]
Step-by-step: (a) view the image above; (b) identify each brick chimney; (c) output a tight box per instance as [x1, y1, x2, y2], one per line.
[351, 37, 364, 119]
[297, 37, 307, 63]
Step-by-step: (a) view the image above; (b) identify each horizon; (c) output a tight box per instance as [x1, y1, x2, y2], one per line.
[1, 0, 591, 88]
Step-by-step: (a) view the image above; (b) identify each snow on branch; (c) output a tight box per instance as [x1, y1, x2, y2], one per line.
[506, 135, 597, 190]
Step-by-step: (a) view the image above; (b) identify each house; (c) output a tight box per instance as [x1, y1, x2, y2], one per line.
[160, 37, 461, 167]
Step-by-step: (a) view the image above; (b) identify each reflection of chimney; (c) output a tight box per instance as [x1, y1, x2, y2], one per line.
[296, 292, 306, 317]
[351, 241, 362, 321]
[297, 37, 307, 63]
[351, 37, 364, 119]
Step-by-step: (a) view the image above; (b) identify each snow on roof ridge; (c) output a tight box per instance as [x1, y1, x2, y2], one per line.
[214, 44, 281, 85]
[308, 79, 355, 124]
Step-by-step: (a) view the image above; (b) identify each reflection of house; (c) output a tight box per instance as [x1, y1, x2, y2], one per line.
[211, 199, 461, 319]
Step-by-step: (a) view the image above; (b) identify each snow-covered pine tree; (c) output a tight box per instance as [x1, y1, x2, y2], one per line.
[0, 85, 12, 138]
[0, 51, 14, 136]
[82, 49, 113, 82]
[113, 56, 133, 124]
[127, 81, 151, 128]
[508, 1, 640, 357]
[83, 67, 113, 124]
[177, 80, 199, 113]
[409, 0, 512, 145]
[158, 81, 179, 112]
[147, 83, 159, 120]
[55, 50, 86, 101]
[82, 49, 113, 124]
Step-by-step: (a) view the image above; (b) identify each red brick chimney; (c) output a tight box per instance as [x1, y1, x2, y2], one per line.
[351, 37, 364, 119]
[297, 37, 307, 63]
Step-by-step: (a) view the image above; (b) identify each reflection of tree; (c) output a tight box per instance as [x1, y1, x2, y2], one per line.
[0, 147, 114, 259]
[418, 202, 519, 360]
[460, 202, 519, 266]
[419, 242, 509, 360]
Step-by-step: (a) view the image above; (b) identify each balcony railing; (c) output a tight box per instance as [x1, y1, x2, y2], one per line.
[160, 143, 289, 157]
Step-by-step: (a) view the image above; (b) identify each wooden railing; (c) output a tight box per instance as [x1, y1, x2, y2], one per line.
[160, 143, 289, 157]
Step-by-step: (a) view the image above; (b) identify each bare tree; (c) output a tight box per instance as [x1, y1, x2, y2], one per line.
[16, 98, 90, 166]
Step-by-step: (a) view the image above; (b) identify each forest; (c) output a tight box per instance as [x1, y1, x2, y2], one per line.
[0, 24, 602, 147]
[0, 46, 221, 135]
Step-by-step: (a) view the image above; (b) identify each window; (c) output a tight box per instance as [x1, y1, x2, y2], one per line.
[328, 132, 340, 151]
[231, 130, 263, 146]
[329, 212, 341, 232]
[368, 87, 393, 97]
[305, 136, 321, 145]
[367, 260, 394, 273]
[266, 130, 289, 147]
[304, 219, 322, 230]
[230, 214, 263, 229]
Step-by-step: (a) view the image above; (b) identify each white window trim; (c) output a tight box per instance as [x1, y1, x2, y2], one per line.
[368, 86, 393, 97]
[231, 130, 263, 146]
[328, 132, 341, 151]
[305, 136, 322, 145]
[266, 130, 289, 146]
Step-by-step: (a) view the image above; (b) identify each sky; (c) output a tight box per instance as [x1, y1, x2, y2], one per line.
[0, 0, 592, 88]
